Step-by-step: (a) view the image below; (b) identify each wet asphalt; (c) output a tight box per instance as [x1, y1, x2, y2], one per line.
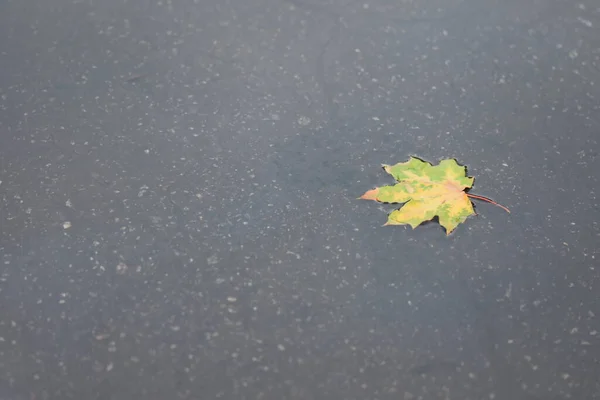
[1, 0, 600, 399]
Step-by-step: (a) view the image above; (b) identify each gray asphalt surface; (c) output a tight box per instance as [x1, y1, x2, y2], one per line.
[1, 0, 600, 399]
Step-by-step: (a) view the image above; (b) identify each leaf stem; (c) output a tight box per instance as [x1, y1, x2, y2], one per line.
[466, 193, 511, 213]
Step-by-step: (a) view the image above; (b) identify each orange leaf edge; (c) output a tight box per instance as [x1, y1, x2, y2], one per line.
[360, 188, 380, 201]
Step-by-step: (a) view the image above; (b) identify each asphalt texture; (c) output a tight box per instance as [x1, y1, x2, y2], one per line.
[1, 0, 600, 399]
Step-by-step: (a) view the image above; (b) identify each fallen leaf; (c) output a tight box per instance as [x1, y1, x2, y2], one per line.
[360, 157, 508, 234]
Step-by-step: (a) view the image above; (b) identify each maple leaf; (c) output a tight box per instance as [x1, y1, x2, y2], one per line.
[360, 157, 509, 235]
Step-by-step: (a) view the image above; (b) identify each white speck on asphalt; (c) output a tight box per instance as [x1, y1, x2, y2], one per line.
[577, 17, 592, 27]
[297, 116, 311, 126]
[207, 255, 219, 265]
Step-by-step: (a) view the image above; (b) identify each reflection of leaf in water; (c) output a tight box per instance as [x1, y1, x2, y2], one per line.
[409, 360, 459, 375]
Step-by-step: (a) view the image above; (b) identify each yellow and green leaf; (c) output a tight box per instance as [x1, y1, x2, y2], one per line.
[360, 157, 478, 234]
